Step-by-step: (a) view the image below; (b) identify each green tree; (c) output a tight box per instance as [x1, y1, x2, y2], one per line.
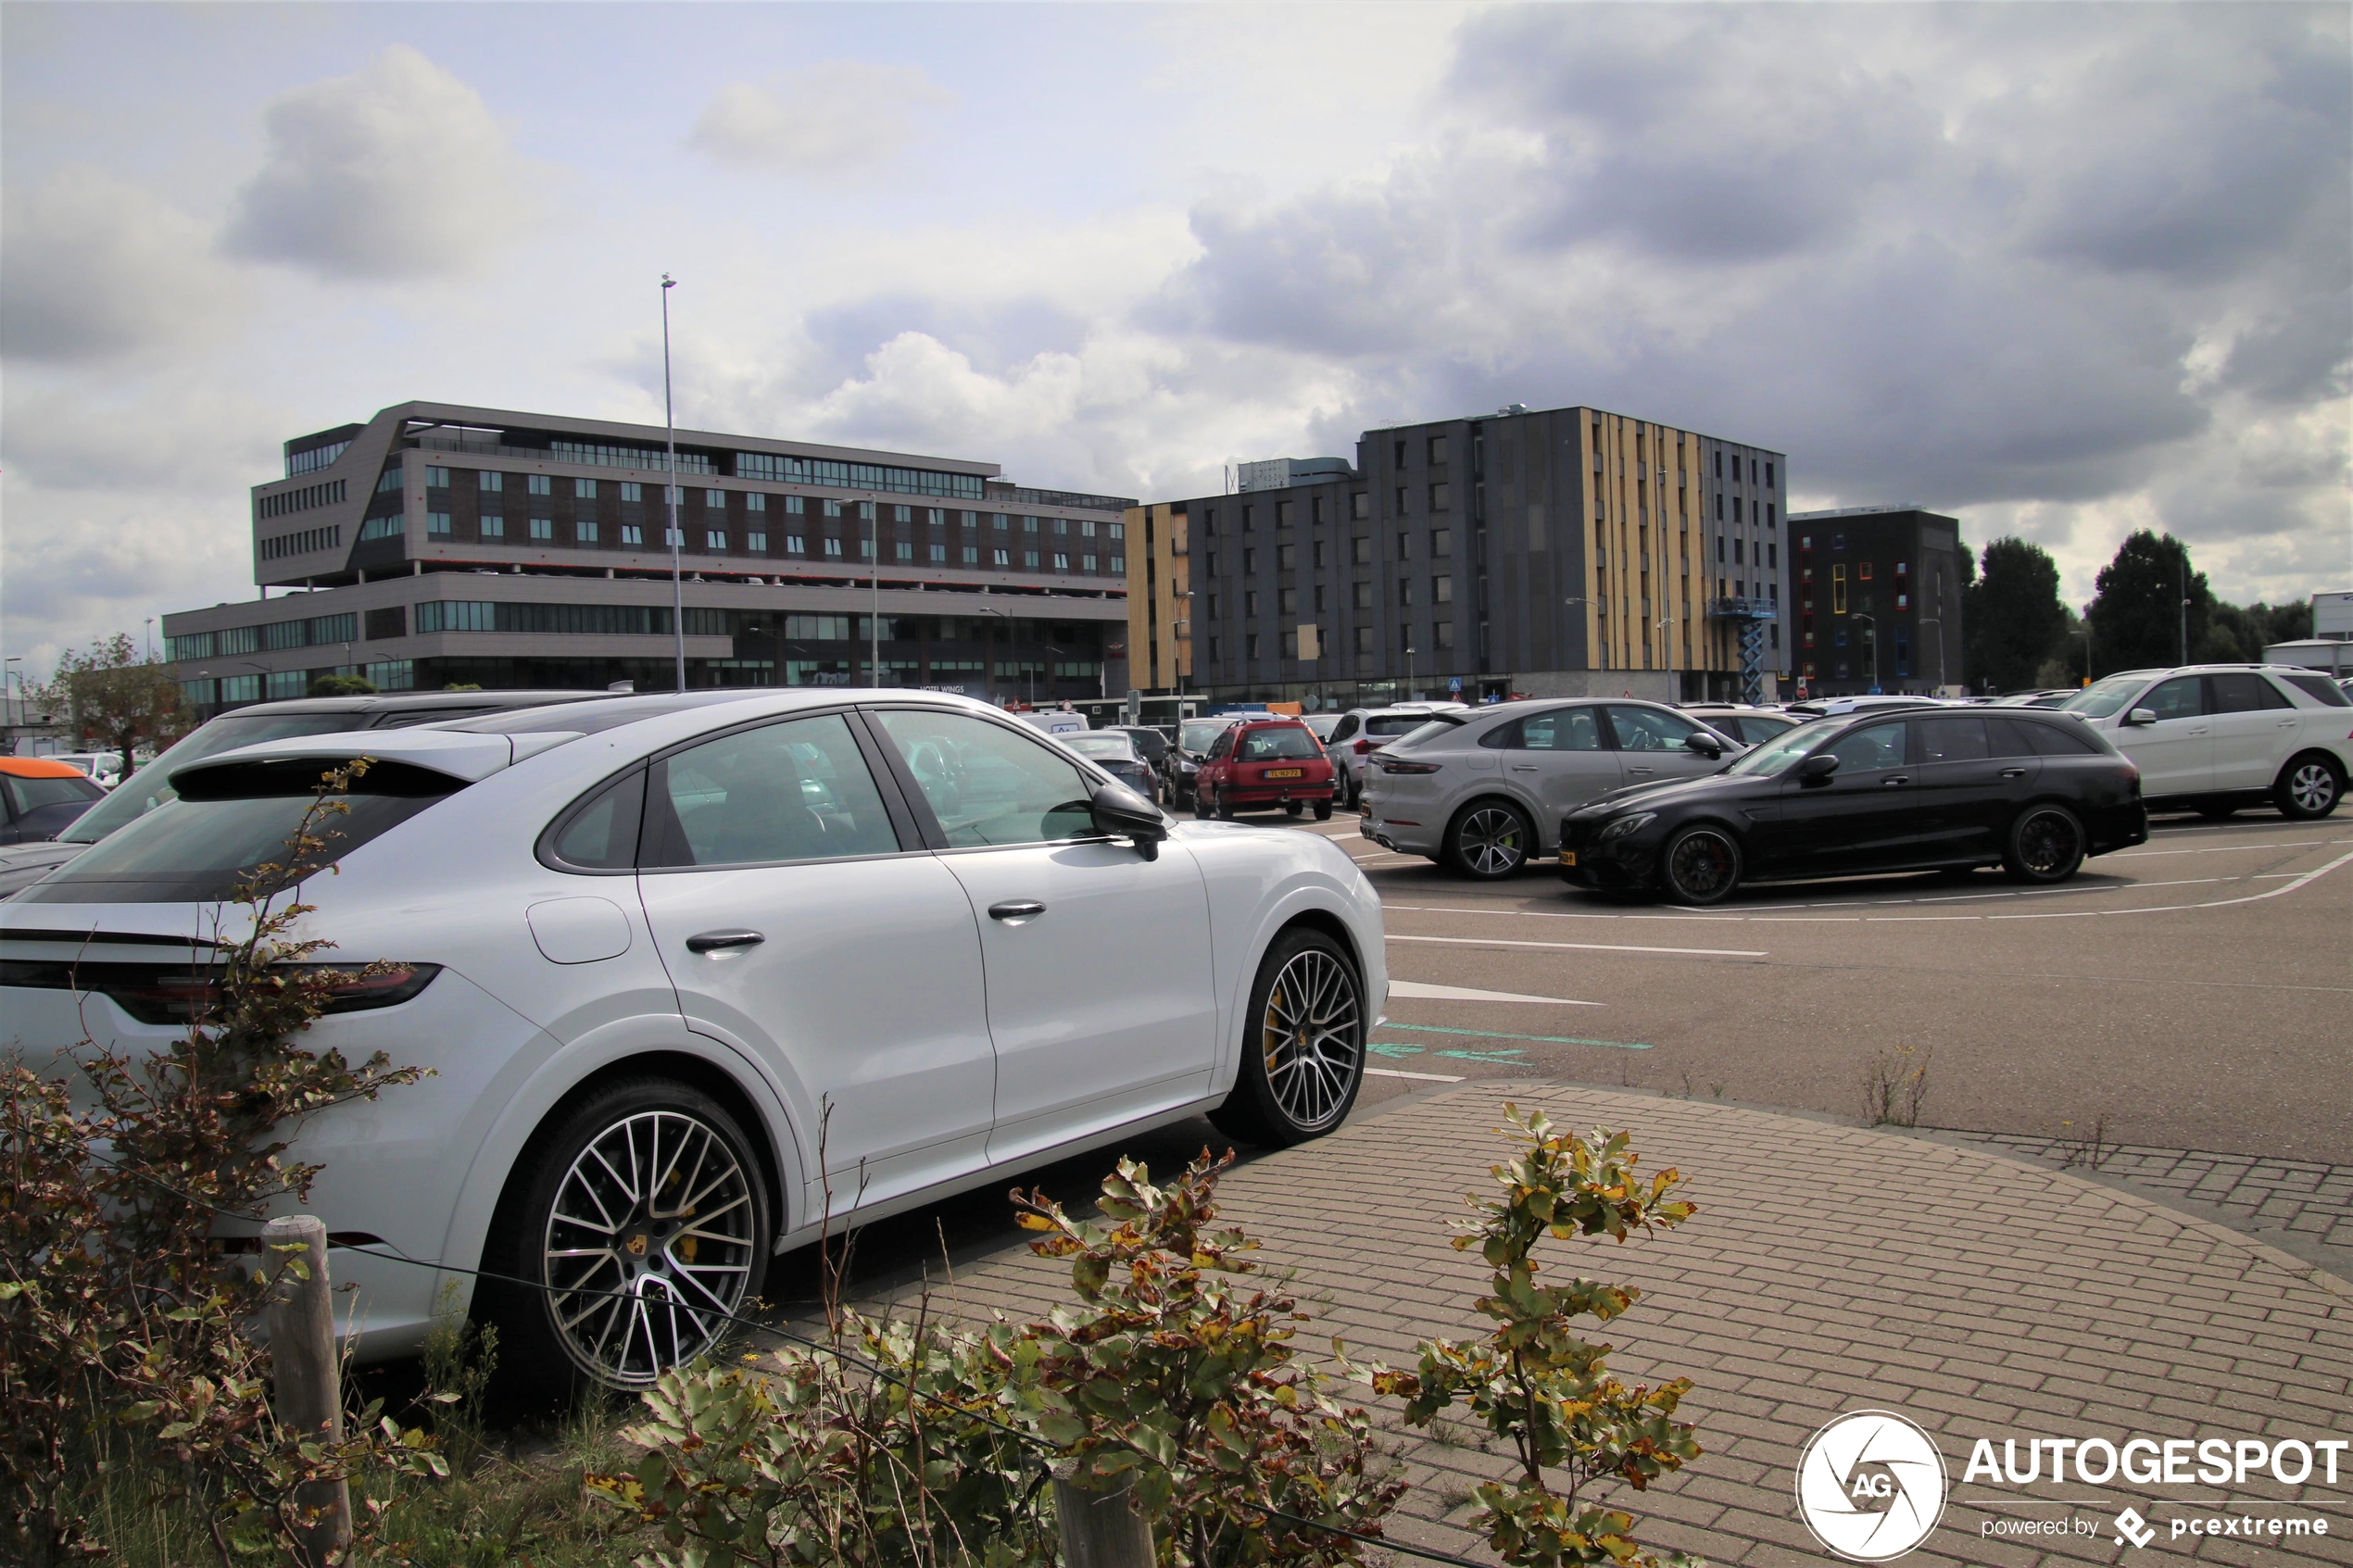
[2087, 531, 2211, 676]
[31, 633, 186, 782]
[1962, 538, 2070, 693]
[308, 673, 376, 696]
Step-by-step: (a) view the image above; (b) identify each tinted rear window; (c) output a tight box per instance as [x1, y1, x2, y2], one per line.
[1238, 726, 1321, 760]
[2279, 672, 2351, 708]
[1365, 715, 1433, 736]
[18, 759, 461, 905]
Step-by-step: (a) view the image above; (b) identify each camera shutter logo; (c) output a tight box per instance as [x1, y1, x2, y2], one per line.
[1795, 1410, 1949, 1562]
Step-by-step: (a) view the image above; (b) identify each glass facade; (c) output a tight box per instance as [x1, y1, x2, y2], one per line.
[733, 451, 985, 499]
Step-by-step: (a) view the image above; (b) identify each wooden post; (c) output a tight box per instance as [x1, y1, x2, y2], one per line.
[1052, 1464, 1154, 1568]
[261, 1214, 352, 1567]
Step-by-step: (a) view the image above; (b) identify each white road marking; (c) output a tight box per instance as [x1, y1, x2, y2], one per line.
[1985, 848, 2353, 920]
[1365, 1067, 1466, 1083]
[2108, 840, 2325, 859]
[1389, 980, 1602, 1006]
[1389, 934, 1768, 958]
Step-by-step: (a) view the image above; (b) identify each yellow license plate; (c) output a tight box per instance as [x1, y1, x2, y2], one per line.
[1264, 768, 1303, 779]
[1561, 851, 1578, 866]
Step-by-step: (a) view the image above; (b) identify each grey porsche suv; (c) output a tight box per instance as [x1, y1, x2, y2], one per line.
[1357, 699, 1740, 878]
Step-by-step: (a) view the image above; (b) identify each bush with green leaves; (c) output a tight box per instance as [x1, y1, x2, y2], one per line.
[1371, 1109, 1704, 1568]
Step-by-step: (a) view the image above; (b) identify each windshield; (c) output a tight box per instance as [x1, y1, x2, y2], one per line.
[2059, 674, 2153, 720]
[19, 759, 462, 905]
[1180, 720, 1233, 752]
[58, 712, 379, 845]
[1723, 721, 1841, 778]
[1064, 734, 1137, 761]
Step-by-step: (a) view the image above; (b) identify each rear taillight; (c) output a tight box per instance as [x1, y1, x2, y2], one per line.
[0, 960, 441, 1024]
[1379, 759, 1441, 775]
[1353, 738, 1372, 754]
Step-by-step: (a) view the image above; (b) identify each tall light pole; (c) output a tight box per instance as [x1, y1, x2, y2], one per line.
[868, 495, 881, 687]
[2178, 550, 2190, 667]
[661, 274, 685, 694]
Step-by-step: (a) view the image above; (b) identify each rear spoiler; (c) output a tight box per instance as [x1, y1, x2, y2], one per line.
[175, 727, 585, 787]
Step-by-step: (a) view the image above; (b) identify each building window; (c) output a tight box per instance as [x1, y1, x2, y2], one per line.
[1768, 543, 1779, 568]
[1023, 515, 1039, 533]
[1276, 500, 1294, 527]
[1108, 521, 1125, 541]
[1733, 539, 1744, 564]
[425, 467, 450, 488]
[1245, 591, 1261, 616]
[741, 493, 764, 513]
[426, 512, 451, 536]
[824, 499, 844, 519]
[1398, 580, 1413, 607]
[1767, 503, 1777, 527]
[480, 515, 505, 538]
[1353, 582, 1373, 610]
[1109, 555, 1124, 572]
[747, 531, 767, 552]
[1432, 528, 1452, 557]
[1395, 487, 1408, 514]
[1397, 532, 1414, 560]
[963, 546, 979, 564]
[1399, 624, 1415, 653]
[1352, 492, 1369, 520]
[619, 481, 640, 501]
[1434, 621, 1454, 649]
[572, 478, 596, 499]
[666, 528, 684, 547]
[480, 471, 504, 494]
[1716, 495, 1725, 521]
[1278, 587, 1297, 615]
[894, 504, 912, 523]
[859, 537, 875, 558]
[1718, 537, 1726, 562]
[898, 542, 914, 561]
[931, 543, 948, 562]
[1017, 549, 1036, 568]
[1354, 626, 1374, 655]
[375, 470, 404, 496]
[528, 475, 552, 495]
[698, 488, 720, 508]
[1859, 560, 1874, 580]
[1051, 551, 1068, 571]
[824, 537, 844, 558]
[785, 533, 805, 554]
[522, 517, 550, 541]
[1434, 575, 1453, 604]
[1277, 544, 1296, 570]
[1081, 553, 1096, 571]
[994, 547, 1011, 567]
[1353, 537, 1372, 565]
[1243, 548, 1257, 573]
[992, 512, 1009, 531]
[623, 523, 645, 546]
[704, 530, 725, 550]
[1246, 633, 1261, 659]
[1429, 483, 1450, 510]
[577, 520, 599, 543]
[1241, 504, 1255, 531]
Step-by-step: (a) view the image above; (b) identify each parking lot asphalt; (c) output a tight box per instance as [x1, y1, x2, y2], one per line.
[1268, 808, 2353, 1169]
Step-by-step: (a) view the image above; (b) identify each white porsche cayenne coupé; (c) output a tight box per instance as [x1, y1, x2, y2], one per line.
[1, 690, 1384, 1390]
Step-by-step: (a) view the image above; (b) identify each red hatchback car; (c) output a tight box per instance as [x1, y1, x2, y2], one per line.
[1191, 719, 1339, 820]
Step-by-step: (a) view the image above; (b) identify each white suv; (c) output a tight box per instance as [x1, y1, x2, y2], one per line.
[2058, 665, 2351, 820]
[1326, 703, 1470, 807]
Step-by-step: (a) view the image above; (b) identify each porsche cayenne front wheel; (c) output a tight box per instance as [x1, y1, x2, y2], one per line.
[1209, 928, 1365, 1147]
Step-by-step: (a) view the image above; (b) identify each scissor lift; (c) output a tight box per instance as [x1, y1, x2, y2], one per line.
[1707, 596, 1778, 706]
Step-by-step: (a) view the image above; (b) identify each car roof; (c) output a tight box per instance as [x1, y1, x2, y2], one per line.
[0, 757, 94, 779]
[208, 688, 610, 718]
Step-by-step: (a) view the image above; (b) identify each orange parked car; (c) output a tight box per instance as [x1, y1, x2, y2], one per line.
[1191, 718, 1339, 821]
[0, 758, 107, 845]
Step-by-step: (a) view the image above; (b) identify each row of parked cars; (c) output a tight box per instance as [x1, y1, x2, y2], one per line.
[1084, 663, 2350, 907]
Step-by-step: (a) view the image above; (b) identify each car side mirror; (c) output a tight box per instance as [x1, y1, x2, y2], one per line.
[1684, 733, 1724, 759]
[1796, 752, 1841, 783]
[1090, 783, 1167, 861]
[2125, 708, 2158, 726]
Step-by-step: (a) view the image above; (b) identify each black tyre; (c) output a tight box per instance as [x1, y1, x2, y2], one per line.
[1313, 799, 1334, 822]
[1445, 800, 1534, 880]
[1193, 785, 1212, 820]
[1215, 789, 1236, 821]
[2273, 753, 2343, 821]
[479, 1078, 771, 1398]
[1284, 801, 1303, 817]
[1208, 927, 1365, 1148]
[2003, 803, 2085, 884]
[1658, 824, 1742, 905]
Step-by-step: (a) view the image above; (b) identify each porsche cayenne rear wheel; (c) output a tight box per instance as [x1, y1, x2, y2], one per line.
[1659, 825, 1742, 905]
[1209, 928, 1365, 1148]
[1447, 801, 1533, 880]
[481, 1079, 770, 1399]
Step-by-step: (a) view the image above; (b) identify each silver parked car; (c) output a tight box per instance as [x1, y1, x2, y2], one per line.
[1359, 699, 1738, 878]
[1327, 703, 1469, 807]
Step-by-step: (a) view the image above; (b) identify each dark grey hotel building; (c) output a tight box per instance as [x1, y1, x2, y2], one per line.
[1129, 403, 1791, 708]
[163, 401, 1133, 714]
[1785, 506, 1968, 696]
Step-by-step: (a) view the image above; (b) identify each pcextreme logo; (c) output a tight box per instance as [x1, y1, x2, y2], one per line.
[1794, 1411, 1948, 1562]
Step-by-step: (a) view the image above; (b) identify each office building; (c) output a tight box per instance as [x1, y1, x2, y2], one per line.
[1784, 506, 1966, 696]
[1127, 404, 1790, 707]
[163, 401, 1133, 714]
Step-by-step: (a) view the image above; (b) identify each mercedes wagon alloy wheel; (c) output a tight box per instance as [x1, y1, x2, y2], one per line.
[1449, 803, 1531, 879]
[1209, 929, 1365, 1147]
[1660, 825, 1742, 905]
[2005, 805, 2085, 884]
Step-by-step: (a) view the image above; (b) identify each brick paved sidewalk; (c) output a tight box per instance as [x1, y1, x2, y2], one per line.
[822, 1084, 2353, 1567]
[1931, 1126, 2353, 1280]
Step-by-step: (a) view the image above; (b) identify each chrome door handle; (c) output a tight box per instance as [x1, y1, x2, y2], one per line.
[1999, 767, 2027, 779]
[1629, 766, 1655, 775]
[988, 900, 1047, 922]
[686, 929, 765, 953]
[1510, 764, 1539, 772]
[1882, 775, 1909, 786]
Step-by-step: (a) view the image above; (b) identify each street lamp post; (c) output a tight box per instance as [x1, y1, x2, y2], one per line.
[661, 274, 685, 694]
[869, 495, 881, 687]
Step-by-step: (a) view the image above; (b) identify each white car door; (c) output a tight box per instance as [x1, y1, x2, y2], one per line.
[2114, 674, 2213, 797]
[634, 710, 999, 1219]
[866, 706, 1216, 1167]
[2205, 672, 2299, 792]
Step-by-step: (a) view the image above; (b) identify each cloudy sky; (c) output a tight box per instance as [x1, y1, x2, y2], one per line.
[3, 2, 2347, 679]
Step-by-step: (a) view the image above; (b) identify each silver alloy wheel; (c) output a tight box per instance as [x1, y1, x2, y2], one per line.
[542, 1110, 759, 1386]
[1260, 948, 1362, 1133]
[1457, 806, 1528, 877]
[2287, 760, 2336, 815]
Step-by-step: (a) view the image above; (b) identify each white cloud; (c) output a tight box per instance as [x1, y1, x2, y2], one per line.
[0, 167, 247, 361]
[222, 44, 545, 280]
[688, 63, 953, 180]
